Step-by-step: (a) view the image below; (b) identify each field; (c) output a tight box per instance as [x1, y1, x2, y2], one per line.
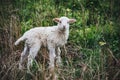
[0, 0, 120, 80]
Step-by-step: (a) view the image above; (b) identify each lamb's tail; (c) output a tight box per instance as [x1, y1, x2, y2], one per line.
[15, 36, 25, 46]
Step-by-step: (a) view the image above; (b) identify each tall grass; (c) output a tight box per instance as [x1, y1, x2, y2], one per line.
[0, 0, 120, 80]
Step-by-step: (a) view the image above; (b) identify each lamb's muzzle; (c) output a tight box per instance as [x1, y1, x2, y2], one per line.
[15, 16, 76, 72]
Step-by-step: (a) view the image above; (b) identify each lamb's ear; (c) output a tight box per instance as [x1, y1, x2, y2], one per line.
[53, 18, 60, 23]
[68, 19, 76, 23]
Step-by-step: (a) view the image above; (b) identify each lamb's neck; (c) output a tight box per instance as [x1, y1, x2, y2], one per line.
[56, 27, 69, 40]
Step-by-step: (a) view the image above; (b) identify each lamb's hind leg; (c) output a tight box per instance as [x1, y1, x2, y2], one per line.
[27, 42, 41, 72]
[19, 44, 29, 70]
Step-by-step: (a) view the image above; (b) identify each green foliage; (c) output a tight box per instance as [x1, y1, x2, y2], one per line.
[21, 19, 33, 34]
[18, 0, 119, 79]
[2, 0, 119, 80]
[70, 26, 101, 48]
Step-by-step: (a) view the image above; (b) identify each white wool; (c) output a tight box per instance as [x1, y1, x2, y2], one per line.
[15, 16, 76, 71]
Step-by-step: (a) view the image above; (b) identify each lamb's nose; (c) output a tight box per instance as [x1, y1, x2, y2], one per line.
[63, 25, 66, 29]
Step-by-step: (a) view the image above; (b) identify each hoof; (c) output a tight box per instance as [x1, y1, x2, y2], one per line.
[56, 59, 62, 67]
[19, 64, 23, 70]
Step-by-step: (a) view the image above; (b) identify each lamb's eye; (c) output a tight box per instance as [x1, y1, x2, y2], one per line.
[59, 21, 61, 23]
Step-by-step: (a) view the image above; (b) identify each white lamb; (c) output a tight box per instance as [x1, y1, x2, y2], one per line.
[15, 16, 76, 71]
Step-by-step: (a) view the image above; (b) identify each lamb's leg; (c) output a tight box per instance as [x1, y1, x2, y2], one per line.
[48, 47, 56, 79]
[27, 43, 41, 72]
[48, 47, 56, 68]
[19, 44, 29, 70]
[56, 47, 62, 66]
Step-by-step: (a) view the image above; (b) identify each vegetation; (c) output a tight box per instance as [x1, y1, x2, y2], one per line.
[0, 0, 120, 80]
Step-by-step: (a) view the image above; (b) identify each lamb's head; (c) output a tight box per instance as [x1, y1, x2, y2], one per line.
[53, 17, 76, 31]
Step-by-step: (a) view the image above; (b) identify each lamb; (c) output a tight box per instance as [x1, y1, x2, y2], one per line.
[15, 16, 76, 71]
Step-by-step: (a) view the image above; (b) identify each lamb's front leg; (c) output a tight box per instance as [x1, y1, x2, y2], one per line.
[56, 47, 62, 66]
[48, 47, 57, 79]
[48, 47, 56, 69]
